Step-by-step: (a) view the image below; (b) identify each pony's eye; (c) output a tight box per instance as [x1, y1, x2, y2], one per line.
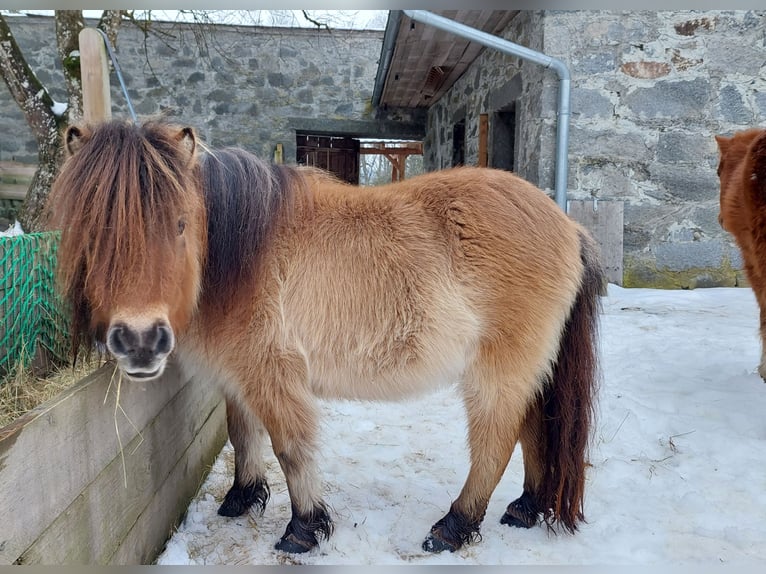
[178, 219, 186, 235]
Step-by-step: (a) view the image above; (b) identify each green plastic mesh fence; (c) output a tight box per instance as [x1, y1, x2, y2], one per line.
[0, 232, 70, 382]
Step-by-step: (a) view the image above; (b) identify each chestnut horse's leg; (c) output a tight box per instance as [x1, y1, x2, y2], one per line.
[758, 305, 766, 381]
[218, 396, 271, 517]
[501, 395, 544, 529]
[744, 260, 766, 381]
[422, 347, 532, 553]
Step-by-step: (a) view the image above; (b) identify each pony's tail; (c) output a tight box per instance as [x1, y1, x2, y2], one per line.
[539, 230, 604, 534]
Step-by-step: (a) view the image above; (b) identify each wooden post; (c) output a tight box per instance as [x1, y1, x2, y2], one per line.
[273, 143, 283, 164]
[78, 28, 111, 123]
[568, 199, 624, 286]
[478, 113, 488, 167]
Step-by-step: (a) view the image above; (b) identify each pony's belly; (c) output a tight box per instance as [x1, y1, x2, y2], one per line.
[308, 355, 465, 401]
[289, 284, 482, 401]
[304, 321, 479, 401]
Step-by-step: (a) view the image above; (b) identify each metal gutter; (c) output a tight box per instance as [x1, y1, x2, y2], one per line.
[402, 10, 571, 212]
[371, 10, 403, 109]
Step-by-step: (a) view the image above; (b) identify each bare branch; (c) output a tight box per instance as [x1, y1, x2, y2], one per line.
[301, 10, 331, 30]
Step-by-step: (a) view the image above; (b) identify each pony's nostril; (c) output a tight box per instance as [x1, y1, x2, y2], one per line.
[154, 323, 174, 355]
[107, 323, 136, 356]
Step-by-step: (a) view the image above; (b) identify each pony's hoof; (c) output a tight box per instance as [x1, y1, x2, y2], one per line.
[422, 531, 460, 553]
[275, 533, 316, 554]
[218, 480, 269, 517]
[501, 492, 540, 529]
[423, 508, 479, 552]
[758, 363, 766, 381]
[500, 512, 533, 529]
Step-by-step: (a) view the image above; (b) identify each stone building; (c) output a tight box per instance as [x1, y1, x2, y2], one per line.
[2, 10, 765, 287]
[374, 10, 766, 287]
[0, 15, 423, 167]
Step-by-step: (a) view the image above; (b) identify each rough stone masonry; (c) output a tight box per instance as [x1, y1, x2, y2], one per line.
[425, 10, 766, 287]
[3, 12, 766, 287]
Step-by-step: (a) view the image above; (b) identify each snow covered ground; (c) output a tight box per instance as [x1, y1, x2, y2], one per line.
[156, 285, 766, 565]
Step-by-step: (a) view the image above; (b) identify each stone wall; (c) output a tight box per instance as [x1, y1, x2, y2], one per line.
[0, 16, 424, 166]
[6, 12, 766, 287]
[424, 10, 549, 185]
[425, 10, 766, 287]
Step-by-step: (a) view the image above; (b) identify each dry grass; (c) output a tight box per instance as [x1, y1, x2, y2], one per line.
[0, 353, 104, 429]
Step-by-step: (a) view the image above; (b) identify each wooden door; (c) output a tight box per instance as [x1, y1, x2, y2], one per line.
[296, 135, 360, 184]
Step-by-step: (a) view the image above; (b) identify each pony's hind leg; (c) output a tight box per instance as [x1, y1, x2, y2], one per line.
[423, 349, 534, 553]
[502, 395, 544, 529]
[218, 395, 271, 517]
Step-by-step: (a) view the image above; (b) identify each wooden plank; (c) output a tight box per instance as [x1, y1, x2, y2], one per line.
[0, 161, 35, 201]
[0, 362, 185, 564]
[16, 369, 225, 564]
[0, 161, 36, 174]
[568, 199, 624, 286]
[79, 28, 111, 123]
[478, 114, 488, 167]
[108, 400, 227, 564]
[0, 161, 35, 180]
[0, 186, 27, 201]
[360, 147, 423, 156]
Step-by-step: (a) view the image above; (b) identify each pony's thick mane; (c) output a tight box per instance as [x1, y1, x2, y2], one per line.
[199, 147, 302, 310]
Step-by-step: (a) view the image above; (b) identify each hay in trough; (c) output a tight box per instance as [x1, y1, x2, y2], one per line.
[0, 354, 103, 428]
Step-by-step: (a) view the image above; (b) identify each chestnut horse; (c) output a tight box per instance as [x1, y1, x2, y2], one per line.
[47, 119, 603, 555]
[716, 127, 766, 380]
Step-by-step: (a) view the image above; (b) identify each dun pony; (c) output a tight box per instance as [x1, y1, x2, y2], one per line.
[716, 127, 766, 380]
[47, 119, 604, 555]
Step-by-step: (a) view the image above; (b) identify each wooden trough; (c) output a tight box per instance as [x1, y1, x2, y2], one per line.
[0, 361, 227, 564]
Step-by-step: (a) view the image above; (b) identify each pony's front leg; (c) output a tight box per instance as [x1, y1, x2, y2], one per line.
[250, 354, 333, 554]
[218, 395, 271, 517]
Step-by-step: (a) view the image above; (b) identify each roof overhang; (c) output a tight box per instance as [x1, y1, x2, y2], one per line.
[373, 10, 519, 109]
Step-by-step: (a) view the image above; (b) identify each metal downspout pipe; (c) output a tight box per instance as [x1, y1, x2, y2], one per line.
[402, 10, 571, 213]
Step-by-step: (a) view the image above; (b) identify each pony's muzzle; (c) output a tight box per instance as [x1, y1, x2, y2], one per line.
[106, 320, 175, 381]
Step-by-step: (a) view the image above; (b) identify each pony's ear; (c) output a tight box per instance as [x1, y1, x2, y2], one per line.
[715, 135, 730, 152]
[65, 125, 91, 156]
[176, 126, 197, 163]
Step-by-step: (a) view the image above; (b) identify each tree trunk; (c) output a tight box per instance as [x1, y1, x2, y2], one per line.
[0, 11, 124, 231]
[19, 136, 64, 232]
[0, 14, 65, 231]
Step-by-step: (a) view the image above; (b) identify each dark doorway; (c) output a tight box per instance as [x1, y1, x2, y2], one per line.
[296, 134, 360, 184]
[452, 120, 466, 167]
[490, 104, 516, 172]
